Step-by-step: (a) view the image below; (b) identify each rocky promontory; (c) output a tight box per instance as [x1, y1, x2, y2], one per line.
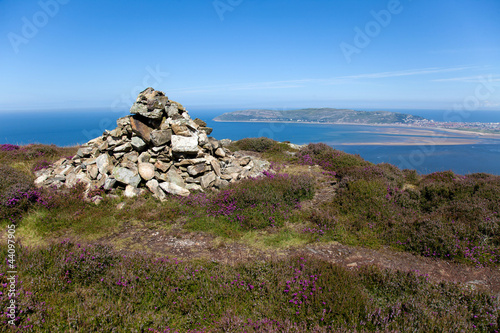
[34, 88, 269, 201]
[214, 108, 425, 124]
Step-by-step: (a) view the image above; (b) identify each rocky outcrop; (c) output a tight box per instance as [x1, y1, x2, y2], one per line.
[34, 88, 269, 201]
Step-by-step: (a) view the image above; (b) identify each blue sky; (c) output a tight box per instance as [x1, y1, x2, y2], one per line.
[0, 0, 499, 111]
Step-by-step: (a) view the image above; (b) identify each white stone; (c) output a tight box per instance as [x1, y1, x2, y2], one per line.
[96, 153, 113, 175]
[186, 183, 203, 192]
[124, 185, 141, 198]
[198, 132, 209, 146]
[171, 135, 199, 154]
[34, 174, 49, 187]
[146, 179, 167, 200]
[159, 182, 190, 197]
[112, 167, 141, 187]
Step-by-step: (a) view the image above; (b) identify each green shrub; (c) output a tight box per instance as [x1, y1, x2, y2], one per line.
[180, 172, 315, 231]
[229, 137, 284, 153]
[297, 143, 371, 176]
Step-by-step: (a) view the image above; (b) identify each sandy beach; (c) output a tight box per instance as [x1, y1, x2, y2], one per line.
[213, 120, 500, 146]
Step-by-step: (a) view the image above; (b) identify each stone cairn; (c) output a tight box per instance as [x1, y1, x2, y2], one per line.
[34, 88, 269, 201]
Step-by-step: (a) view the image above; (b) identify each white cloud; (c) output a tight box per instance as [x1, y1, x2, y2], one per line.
[432, 75, 500, 83]
[338, 66, 477, 80]
[169, 66, 477, 94]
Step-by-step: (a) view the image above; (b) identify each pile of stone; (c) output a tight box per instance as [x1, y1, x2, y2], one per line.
[34, 88, 269, 201]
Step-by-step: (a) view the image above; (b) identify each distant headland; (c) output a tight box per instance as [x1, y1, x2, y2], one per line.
[213, 108, 424, 125]
[213, 108, 500, 135]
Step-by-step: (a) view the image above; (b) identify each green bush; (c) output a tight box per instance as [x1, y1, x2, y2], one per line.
[297, 143, 371, 176]
[229, 137, 285, 153]
[180, 172, 315, 230]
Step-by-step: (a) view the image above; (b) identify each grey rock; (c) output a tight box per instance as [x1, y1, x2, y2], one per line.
[87, 137, 103, 146]
[116, 116, 131, 127]
[209, 138, 219, 149]
[185, 177, 200, 184]
[251, 158, 271, 172]
[96, 153, 113, 175]
[148, 96, 169, 111]
[98, 141, 109, 151]
[187, 163, 208, 176]
[106, 136, 122, 147]
[165, 167, 186, 188]
[109, 128, 124, 138]
[114, 142, 132, 153]
[166, 104, 179, 117]
[52, 175, 66, 182]
[77, 147, 92, 157]
[225, 165, 243, 174]
[138, 152, 151, 163]
[210, 159, 221, 177]
[120, 161, 138, 173]
[131, 136, 147, 151]
[55, 165, 73, 176]
[67, 171, 91, 189]
[103, 178, 117, 190]
[219, 139, 233, 147]
[146, 179, 166, 200]
[112, 167, 141, 187]
[201, 171, 216, 188]
[113, 152, 125, 159]
[244, 160, 255, 170]
[214, 178, 230, 189]
[150, 129, 172, 146]
[236, 156, 252, 166]
[130, 102, 163, 119]
[124, 151, 139, 163]
[87, 165, 99, 179]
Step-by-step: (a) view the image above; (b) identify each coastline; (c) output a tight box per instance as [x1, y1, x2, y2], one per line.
[213, 119, 500, 145]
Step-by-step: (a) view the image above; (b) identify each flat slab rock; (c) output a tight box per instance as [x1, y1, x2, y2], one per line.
[171, 135, 199, 153]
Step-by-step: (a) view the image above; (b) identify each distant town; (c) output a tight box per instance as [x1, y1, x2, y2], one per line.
[399, 118, 500, 135]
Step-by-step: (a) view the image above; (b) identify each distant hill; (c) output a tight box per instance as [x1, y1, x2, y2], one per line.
[213, 108, 426, 124]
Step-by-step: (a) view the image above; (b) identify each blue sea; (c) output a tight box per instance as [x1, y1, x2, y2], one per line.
[1, 108, 500, 176]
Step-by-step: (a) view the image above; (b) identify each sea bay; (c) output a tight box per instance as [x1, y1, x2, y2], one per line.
[1, 108, 500, 175]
